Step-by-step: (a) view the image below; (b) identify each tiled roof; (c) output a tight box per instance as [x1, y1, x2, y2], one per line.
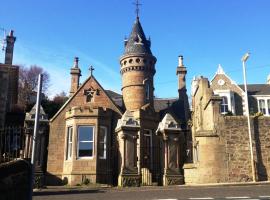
[238, 84, 270, 95]
[123, 17, 152, 56]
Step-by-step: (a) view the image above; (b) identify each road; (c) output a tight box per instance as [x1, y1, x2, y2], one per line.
[34, 184, 270, 200]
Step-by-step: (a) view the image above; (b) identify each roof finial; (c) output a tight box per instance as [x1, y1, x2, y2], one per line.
[133, 0, 142, 19]
[89, 65, 95, 76]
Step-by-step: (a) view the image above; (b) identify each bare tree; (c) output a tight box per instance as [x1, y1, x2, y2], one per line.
[41, 91, 68, 119]
[18, 65, 50, 109]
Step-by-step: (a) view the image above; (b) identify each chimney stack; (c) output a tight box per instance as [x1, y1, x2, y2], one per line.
[267, 74, 270, 84]
[5, 30, 16, 65]
[69, 57, 81, 96]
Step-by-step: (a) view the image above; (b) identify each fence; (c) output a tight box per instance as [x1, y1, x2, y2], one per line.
[0, 126, 25, 163]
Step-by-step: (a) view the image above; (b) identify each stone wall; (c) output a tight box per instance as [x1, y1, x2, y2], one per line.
[184, 116, 270, 184]
[185, 76, 270, 184]
[0, 160, 31, 200]
[223, 116, 270, 182]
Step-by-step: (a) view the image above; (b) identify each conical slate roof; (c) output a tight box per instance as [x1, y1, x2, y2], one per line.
[124, 17, 152, 55]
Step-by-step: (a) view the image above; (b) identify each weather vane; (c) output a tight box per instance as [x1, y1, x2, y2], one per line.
[133, 0, 142, 18]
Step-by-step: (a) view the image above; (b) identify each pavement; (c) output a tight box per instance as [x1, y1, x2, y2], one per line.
[33, 182, 270, 200]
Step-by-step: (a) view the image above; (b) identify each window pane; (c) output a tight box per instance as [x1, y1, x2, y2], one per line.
[268, 100, 270, 114]
[222, 96, 228, 104]
[220, 96, 228, 114]
[69, 127, 73, 141]
[78, 126, 93, 141]
[66, 127, 73, 160]
[98, 127, 107, 159]
[259, 100, 266, 114]
[78, 142, 93, 157]
[99, 128, 105, 142]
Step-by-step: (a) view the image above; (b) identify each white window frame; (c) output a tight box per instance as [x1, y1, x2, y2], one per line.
[66, 126, 73, 160]
[77, 126, 94, 159]
[268, 99, 270, 115]
[257, 97, 270, 116]
[220, 96, 229, 114]
[213, 90, 235, 114]
[99, 126, 107, 159]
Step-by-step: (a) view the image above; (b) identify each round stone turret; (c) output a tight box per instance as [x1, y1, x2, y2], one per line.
[120, 18, 156, 111]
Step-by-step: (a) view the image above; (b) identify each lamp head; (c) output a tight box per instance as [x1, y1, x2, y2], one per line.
[242, 52, 250, 62]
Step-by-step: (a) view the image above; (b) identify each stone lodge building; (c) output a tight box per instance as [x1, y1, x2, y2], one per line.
[47, 17, 190, 186]
[47, 16, 270, 186]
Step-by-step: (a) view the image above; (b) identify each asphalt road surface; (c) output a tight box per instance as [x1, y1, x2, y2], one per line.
[33, 184, 270, 200]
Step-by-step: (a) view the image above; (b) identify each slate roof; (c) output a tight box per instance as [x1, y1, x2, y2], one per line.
[154, 98, 178, 112]
[238, 84, 270, 95]
[105, 90, 123, 109]
[124, 17, 152, 56]
[105, 90, 178, 112]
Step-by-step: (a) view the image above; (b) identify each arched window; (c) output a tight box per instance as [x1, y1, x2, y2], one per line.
[220, 96, 229, 114]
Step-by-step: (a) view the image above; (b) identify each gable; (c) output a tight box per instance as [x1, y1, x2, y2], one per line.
[211, 73, 244, 96]
[50, 76, 122, 122]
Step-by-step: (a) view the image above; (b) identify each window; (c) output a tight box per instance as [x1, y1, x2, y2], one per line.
[268, 99, 270, 114]
[145, 82, 150, 100]
[98, 126, 107, 159]
[77, 126, 94, 158]
[66, 127, 73, 160]
[220, 96, 229, 114]
[258, 99, 266, 114]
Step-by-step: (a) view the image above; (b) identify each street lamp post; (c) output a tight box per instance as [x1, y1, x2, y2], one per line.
[241, 53, 256, 182]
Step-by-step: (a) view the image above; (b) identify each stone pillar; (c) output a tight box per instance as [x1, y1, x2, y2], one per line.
[115, 111, 141, 187]
[156, 113, 184, 186]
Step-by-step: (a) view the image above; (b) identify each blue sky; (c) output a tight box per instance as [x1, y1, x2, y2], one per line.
[0, 0, 269, 98]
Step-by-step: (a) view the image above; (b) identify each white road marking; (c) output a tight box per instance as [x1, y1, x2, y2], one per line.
[189, 198, 214, 200]
[259, 196, 270, 198]
[154, 199, 178, 200]
[225, 197, 250, 199]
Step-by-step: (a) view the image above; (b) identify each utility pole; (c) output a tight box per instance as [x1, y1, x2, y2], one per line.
[29, 74, 43, 199]
[241, 53, 256, 182]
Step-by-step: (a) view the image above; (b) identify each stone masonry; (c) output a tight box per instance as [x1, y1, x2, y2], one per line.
[184, 76, 270, 184]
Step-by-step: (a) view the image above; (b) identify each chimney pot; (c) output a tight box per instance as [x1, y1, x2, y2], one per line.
[74, 57, 79, 68]
[9, 30, 14, 37]
[178, 55, 184, 67]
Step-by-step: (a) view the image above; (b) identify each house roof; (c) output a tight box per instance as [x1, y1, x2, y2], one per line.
[105, 90, 178, 113]
[123, 17, 152, 56]
[105, 90, 124, 109]
[154, 98, 178, 112]
[239, 84, 270, 96]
